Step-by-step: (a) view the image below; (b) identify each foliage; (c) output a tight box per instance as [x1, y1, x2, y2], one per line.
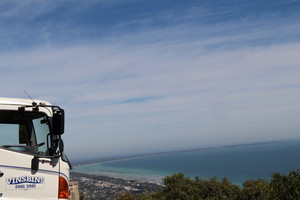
[79, 193, 86, 200]
[161, 174, 240, 200]
[239, 179, 270, 200]
[269, 169, 300, 200]
[117, 169, 300, 200]
[117, 192, 157, 200]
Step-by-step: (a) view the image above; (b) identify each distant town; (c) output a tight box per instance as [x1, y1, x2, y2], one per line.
[70, 172, 163, 200]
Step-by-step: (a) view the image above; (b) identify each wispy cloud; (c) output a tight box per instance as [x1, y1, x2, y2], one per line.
[0, 0, 300, 158]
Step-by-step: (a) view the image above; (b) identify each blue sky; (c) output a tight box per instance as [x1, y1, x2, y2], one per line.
[0, 0, 300, 160]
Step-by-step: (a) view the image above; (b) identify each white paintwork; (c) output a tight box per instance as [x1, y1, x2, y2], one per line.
[0, 97, 70, 200]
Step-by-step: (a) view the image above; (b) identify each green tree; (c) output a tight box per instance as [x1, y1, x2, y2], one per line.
[117, 192, 157, 200]
[117, 192, 137, 200]
[161, 173, 197, 200]
[161, 173, 240, 200]
[239, 179, 270, 200]
[270, 169, 300, 200]
[194, 176, 240, 200]
[117, 169, 300, 200]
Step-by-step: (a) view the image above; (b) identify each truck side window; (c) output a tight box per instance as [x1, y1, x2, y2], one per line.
[0, 124, 19, 146]
[33, 117, 50, 155]
[0, 124, 32, 153]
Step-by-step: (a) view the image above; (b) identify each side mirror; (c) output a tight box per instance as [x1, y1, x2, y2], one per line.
[31, 156, 39, 172]
[52, 109, 65, 135]
[19, 124, 28, 144]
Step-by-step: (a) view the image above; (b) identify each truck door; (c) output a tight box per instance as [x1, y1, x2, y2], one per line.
[0, 111, 60, 200]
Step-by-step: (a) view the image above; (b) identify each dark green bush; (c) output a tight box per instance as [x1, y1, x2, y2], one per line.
[270, 169, 300, 200]
[117, 169, 300, 200]
[239, 179, 270, 200]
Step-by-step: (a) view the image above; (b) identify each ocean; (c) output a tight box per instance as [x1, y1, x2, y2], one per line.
[73, 140, 300, 185]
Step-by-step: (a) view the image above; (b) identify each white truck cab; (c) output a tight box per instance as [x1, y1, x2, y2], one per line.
[0, 97, 71, 200]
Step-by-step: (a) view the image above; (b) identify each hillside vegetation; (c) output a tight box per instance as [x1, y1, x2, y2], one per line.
[117, 169, 300, 200]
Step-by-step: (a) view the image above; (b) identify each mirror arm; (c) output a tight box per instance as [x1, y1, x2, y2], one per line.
[31, 154, 61, 172]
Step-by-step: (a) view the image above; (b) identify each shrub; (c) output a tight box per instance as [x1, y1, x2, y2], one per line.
[239, 179, 270, 200]
[270, 169, 300, 200]
[117, 169, 300, 200]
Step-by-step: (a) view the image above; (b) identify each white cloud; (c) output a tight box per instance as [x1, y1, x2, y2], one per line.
[0, 0, 300, 158]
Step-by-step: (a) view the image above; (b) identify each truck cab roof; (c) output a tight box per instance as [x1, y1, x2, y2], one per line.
[0, 97, 51, 106]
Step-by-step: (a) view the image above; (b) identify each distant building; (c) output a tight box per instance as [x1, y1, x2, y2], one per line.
[69, 181, 80, 200]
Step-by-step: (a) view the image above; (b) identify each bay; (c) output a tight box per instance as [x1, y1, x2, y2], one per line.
[73, 140, 300, 185]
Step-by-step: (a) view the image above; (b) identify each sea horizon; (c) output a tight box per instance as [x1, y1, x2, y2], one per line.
[72, 139, 290, 166]
[72, 138, 300, 185]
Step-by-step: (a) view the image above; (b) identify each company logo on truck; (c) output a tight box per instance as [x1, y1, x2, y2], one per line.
[6, 176, 45, 190]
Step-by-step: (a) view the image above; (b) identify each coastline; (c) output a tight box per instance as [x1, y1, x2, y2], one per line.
[72, 165, 166, 184]
[71, 138, 300, 190]
[71, 171, 163, 185]
[72, 139, 285, 167]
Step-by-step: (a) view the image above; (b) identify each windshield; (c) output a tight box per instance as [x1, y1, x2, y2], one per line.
[0, 110, 52, 156]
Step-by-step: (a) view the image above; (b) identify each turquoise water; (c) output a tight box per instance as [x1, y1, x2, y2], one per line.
[73, 140, 300, 184]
